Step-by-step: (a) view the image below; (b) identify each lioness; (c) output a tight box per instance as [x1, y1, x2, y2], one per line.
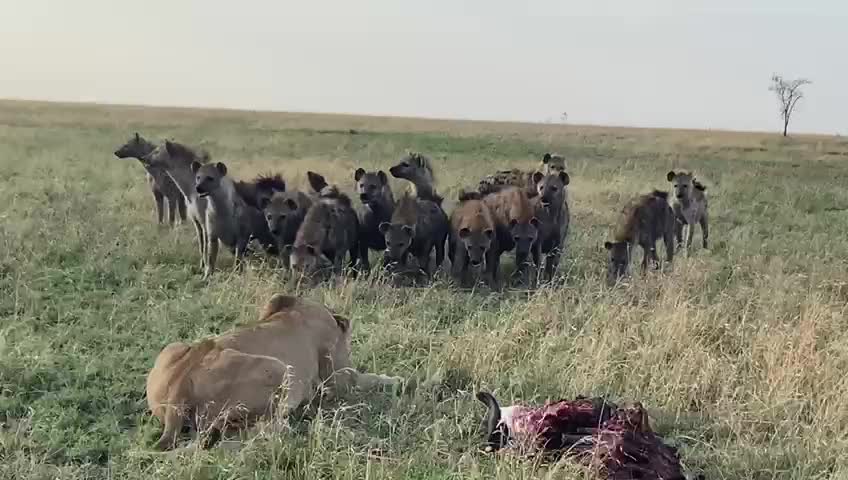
[146, 294, 402, 450]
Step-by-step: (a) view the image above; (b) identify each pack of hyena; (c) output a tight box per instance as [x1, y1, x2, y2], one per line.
[115, 134, 709, 287]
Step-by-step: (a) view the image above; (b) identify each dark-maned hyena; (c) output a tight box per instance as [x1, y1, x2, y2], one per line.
[530, 171, 571, 282]
[449, 191, 497, 288]
[481, 187, 540, 285]
[667, 171, 709, 251]
[354, 168, 395, 272]
[379, 191, 449, 278]
[289, 172, 361, 278]
[191, 161, 278, 278]
[388, 152, 444, 205]
[114, 133, 186, 225]
[604, 190, 675, 285]
[260, 191, 313, 268]
[477, 153, 567, 195]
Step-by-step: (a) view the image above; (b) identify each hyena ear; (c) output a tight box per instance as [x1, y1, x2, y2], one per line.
[532, 171, 544, 185]
[604, 241, 614, 250]
[377, 170, 388, 185]
[666, 171, 676, 182]
[282, 244, 293, 256]
[542, 153, 552, 164]
[134, 132, 140, 142]
[307, 171, 328, 193]
[306, 245, 317, 256]
[459, 227, 471, 239]
[401, 225, 414, 236]
[190, 161, 202, 173]
[216, 162, 228, 176]
[483, 228, 494, 240]
[509, 218, 518, 227]
[354, 168, 366, 181]
[258, 196, 271, 210]
[558, 171, 570, 186]
[530, 217, 540, 227]
[285, 198, 298, 210]
[378, 222, 391, 234]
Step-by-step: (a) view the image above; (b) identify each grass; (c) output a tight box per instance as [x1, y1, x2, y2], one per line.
[1, 99, 848, 479]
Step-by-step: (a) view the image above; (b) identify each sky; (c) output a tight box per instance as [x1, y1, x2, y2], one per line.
[1, 0, 845, 134]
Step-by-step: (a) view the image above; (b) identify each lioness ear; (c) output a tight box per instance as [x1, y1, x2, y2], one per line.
[542, 153, 552, 164]
[190, 161, 202, 173]
[216, 162, 227, 176]
[559, 171, 570, 186]
[378, 222, 391, 234]
[604, 241, 613, 250]
[532, 171, 544, 184]
[459, 227, 471, 239]
[666, 171, 676, 182]
[354, 168, 366, 181]
[377, 170, 388, 185]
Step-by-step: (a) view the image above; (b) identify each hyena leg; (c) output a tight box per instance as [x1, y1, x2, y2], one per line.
[167, 198, 177, 226]
[664, 227, 675, 264]
[234, 237, 250, 271]
[434, 235, 446, 272]
[192, 218, 206, 271]
[153, 189, 165, 225]
[675, 220, 684, 248]
[177, 196, 188, 224]
[451, 246, 468, 286]
[544, 247, 561, 282]
[700, 213, 709, 249]
[686, 221, 695, 249]
[357, 242, 370, 273]
[204, 237, 219, 279]
[650, 242, 661, 270]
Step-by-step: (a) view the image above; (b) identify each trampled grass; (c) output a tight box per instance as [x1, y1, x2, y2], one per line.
[1, 99, 848, 479]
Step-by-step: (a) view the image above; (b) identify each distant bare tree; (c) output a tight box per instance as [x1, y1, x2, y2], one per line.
[769, 74, 811, 137]
[560, 112, 568, 123]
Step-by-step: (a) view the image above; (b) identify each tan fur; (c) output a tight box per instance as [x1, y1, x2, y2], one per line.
[605, 190, 675, 284]
[288, 181, 360, 277]
[667, 170, 709, 250]
[477, 153, 567, 196]
[449, 194, 497, 287]
[482, 187, 540, 284]
[388, 152, 443, 204]
[114, 133, 186, 226]
[146, 294, 402, 451]
[144, 141, 211, 271]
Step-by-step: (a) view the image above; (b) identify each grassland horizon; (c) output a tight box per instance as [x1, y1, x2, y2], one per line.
[1, 99, 847, 479]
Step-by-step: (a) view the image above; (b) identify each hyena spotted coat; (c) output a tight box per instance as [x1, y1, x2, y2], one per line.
[667, 171, 709, 250]
[604, 190, 675, 285]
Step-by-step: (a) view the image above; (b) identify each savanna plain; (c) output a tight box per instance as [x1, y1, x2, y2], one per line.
[1, 100, 847, 479]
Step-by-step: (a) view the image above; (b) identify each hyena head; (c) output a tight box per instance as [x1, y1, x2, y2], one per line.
[510, 218, 540, 259]
[389, 152, 433, 184]
[533, 171, 570, 210]
[379, 222, 414, 262]
[263, 193, 304, 238]
[191, 161, 228, 197]
[540, 153, 566, 176]
[354, 168, 391, 206]
[667, 171, 695, 201]
[459, 227, 494, 268]
[289, 244, 333, 275]
[114, 133, 153, 159]
[604, 241, 631, 284]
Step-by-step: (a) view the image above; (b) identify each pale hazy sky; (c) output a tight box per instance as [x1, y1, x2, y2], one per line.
[1, 1, 845, 133]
